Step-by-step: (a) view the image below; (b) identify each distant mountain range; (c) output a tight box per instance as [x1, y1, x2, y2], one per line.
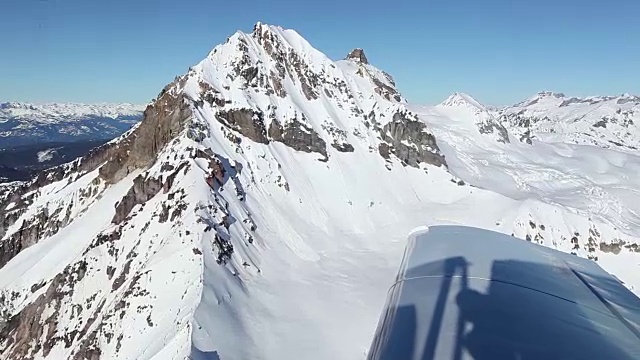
[2, 90, 638, 183]
[0, 102, 145, 182]
[0, 101, 145, 147]
[496, 91, 640, 150]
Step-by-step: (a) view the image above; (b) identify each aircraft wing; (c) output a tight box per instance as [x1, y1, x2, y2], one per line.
[367, 225, 640, 360]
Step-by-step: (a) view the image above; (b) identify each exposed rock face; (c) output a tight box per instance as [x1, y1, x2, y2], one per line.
[268, 118, 328, 158]
[322, 123, 354, 152]
[216, 109, 269, 144]
[112, 175, 163, 224]
[378, 111, 447, 167]
[193, 148, 226, 188]
[0, 177, 105, 270]
[198, 81, 226, 107]
[99, 79, 192, 184]
[0, 77, 193, 268]
[519, 129, 533, 145]
[0, 199, 26, 242]
[112, 160, 189, 225]
[599, 239, 640, 254]
[371, 76, 402, 102]
[0, 260, 89, 359]
[477, 120, 510, 143]
[499, 113, 536, 144]
[0, 204, 71, 268]
[331, 142, 355, 152]
[0, 164, 90, 243]
[346, 48, 368, 64]
[252, 24, 320, 101]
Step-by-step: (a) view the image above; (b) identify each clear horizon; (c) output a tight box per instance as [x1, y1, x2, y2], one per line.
[1, 0, 639, 106]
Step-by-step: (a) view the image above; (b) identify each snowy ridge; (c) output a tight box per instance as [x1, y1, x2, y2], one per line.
[0, 23, 639, 360]
[497, 91, 640, 150]
[182, 22, 408, 151]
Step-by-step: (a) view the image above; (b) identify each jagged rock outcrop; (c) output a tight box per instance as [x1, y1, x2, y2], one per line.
[0, 77, 192, 268]
[99, 78, 192, 184]
[268, 118, 328, 159]
[198, 81, 226, 108]
[0, 177, 105, 269]
[378, 111, 447, 167]
[0, 260, 89, 359]
[519, 128, 533, 144]
[252, 24, 320, 101]
[216, 109, 269, 144]
[112, 175, 163, 224]
[345, 48, 368, 64]
[331, 142, 355, 152]
[0, 204, 72, 268]
[193, 148, 226, 188]
[477, 120, 510, 143]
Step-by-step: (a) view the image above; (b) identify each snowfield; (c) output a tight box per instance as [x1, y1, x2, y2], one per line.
[1, 23, 639, 360]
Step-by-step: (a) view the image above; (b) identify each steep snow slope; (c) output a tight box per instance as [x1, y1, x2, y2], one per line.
[1, 24, 639, 360]
[497, 91, 640, 150]
[0, 102, 145, 147]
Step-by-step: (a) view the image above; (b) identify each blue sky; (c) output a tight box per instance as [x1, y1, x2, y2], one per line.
[1, 0, 639, 106]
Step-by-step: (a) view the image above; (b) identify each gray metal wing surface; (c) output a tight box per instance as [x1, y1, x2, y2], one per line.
[367, 225, 640, 360]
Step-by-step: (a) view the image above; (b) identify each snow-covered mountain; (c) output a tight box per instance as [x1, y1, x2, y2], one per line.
[497, 91, 640, 150]
[0, 102, 145, 147]
[1, 23, 639, 360]
[436, 92, 510, 143]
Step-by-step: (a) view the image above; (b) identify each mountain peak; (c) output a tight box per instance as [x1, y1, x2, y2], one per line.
[535, 91, 566, 99]
[440, 92, 485, 109]
[252, 21, 280, 36]
[437, 92, 509, 143]
[345, 48, 368, 64]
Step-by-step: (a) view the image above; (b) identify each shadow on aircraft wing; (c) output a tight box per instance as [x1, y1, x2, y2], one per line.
[367, 226, 640, 360]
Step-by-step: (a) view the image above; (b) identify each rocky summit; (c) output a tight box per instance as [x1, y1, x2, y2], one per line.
[1, 23, 640, 360]
[345, 48, 368, 64]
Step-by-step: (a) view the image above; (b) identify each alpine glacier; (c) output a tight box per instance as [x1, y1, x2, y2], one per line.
[1, 23, 639, 360]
